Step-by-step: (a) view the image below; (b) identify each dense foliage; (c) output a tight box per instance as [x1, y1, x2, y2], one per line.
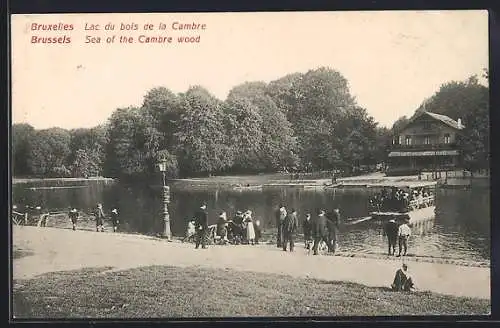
[12, 67, 488, 178]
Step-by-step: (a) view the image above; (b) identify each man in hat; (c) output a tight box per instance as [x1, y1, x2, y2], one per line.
[110, 208, 119, 232]
[282, 208, 298, 252]
[68, 208, 79, 231]
[194, 203, 209, 249]
[397, 217, 412, 256]
[94, 203, 105, 232]
[384, 217, 399, 255]
[312, 209, 333, 255]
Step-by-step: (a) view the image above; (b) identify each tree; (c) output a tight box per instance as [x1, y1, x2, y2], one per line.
[142, 87, 181, 151]
[26, 128, 71, 176]
[279, 67, 357, 170]
[70, 148, 102, 177]
[223, 97, 264, 172]
[12, 123, 35, 176]
[174, 86, 232, 176]
[227, 82, 298, 171]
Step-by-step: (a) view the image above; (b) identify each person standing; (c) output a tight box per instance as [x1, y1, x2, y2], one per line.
[110, 208, 119, 232]
[397, 218, 412, 256]
[326, 208, 341, 254]
[282, 208, 298, 252]
[254, 219, 262, 244]
[302, 213, 313, 250]
[384, 218, 399, 255]
[244, 210, 256, 245]
[216, 211, 228, 244]
[276, 204, 287, 248]
[94, 203, 105, 232]
[194, 203, 209, 249]
[312, 209, 332, 255]
[68, 208, 79, 231]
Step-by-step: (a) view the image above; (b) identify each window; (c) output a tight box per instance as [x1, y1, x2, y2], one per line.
[405, 136, 412, 145]
[398, 135, 403, 145]
[423, 122, 431, 130]
[424, 136, 431, 145]
[444, 134, 451, 144]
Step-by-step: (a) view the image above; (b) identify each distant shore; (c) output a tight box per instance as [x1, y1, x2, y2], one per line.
[12, 177, 116, 184]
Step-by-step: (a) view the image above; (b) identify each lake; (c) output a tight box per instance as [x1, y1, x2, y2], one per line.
[11, 179, 490, 263]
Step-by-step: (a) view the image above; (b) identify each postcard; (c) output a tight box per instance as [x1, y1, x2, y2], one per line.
[10, 11, 490, 319]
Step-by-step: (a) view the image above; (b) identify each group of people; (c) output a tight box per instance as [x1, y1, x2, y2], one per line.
[183, 203, 341, 255]
[67, 203, 120, 233]
[182, 203, 263, 249]
[369, 187, 433, 213]
[382, 217, 412, 256]
[276, 205, 340, 255]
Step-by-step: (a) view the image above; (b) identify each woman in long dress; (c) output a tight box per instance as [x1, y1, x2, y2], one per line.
[244, 210, 256, 245]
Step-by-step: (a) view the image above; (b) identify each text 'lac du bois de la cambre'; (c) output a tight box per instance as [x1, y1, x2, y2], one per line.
[30, 22, 207, 44]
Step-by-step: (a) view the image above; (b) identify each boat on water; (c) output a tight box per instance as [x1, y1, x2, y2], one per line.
[232, 184, 263, 191]
[367, 181, 437, 226]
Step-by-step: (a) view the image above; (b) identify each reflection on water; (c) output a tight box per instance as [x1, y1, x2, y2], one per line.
[11, 180, 490, 262]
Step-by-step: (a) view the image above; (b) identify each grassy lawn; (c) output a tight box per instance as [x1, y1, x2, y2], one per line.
[12, 265, 489, 318]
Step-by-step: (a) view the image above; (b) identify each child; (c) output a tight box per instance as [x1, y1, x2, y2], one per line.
[111, 208, 119, 232]
[68, 208, 79, 231]
[182, 219, 196, 243]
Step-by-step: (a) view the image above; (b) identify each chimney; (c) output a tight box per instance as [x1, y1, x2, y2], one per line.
[457, 118, 462, 128]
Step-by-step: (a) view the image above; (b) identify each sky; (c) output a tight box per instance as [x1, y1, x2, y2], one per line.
[11, 11, 488, 130]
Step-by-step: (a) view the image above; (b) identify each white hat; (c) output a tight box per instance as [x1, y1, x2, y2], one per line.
[71, 208, 77, 213]
[111, 209, 118, 214]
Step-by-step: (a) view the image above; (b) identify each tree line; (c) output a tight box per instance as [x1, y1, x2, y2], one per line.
[12, 67, 489, 179]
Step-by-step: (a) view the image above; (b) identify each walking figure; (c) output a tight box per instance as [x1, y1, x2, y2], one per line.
[68, 208, 79, 231]
[312, 209, 333, 255]
[282, 209, 298, 252]
[194, 203, 208, 249]
[111, 208, 119, 232]
[94, 203, 105, 232]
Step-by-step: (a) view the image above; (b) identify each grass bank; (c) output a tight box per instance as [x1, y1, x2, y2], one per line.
[13, 265, 489, 318]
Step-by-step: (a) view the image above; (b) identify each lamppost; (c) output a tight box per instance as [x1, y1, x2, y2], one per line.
[158, 160, 172, 241]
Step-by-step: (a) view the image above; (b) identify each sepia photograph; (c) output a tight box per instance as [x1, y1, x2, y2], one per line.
[10, 10, 490, 318]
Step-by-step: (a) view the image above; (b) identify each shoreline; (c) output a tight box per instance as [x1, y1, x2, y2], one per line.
[13, 226, 490, 300]
[12, 177, 116, 184]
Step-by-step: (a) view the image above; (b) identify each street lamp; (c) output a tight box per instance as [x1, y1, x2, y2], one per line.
[157, 160, 172, 241]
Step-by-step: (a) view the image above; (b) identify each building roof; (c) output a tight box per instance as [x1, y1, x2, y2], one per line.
[404, 111, 465, 131]
[424, 112, 465, 130]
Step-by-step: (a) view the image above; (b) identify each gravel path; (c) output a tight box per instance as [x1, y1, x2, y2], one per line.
[13, 226, 490, 300]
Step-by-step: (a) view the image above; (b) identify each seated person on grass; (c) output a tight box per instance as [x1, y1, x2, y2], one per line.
[391, 263, 415, 292]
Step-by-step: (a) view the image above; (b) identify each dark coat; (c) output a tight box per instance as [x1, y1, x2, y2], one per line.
[384, 221, 399, 240]
[326, 211, 340, 239]
[302, 218, 312, 239]
[195, 208, 208, 230]
[283, 212, 298, 234]
[312, 214, 328, 238]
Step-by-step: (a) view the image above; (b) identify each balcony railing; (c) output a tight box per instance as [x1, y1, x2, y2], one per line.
[391, 143, 457, 150]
